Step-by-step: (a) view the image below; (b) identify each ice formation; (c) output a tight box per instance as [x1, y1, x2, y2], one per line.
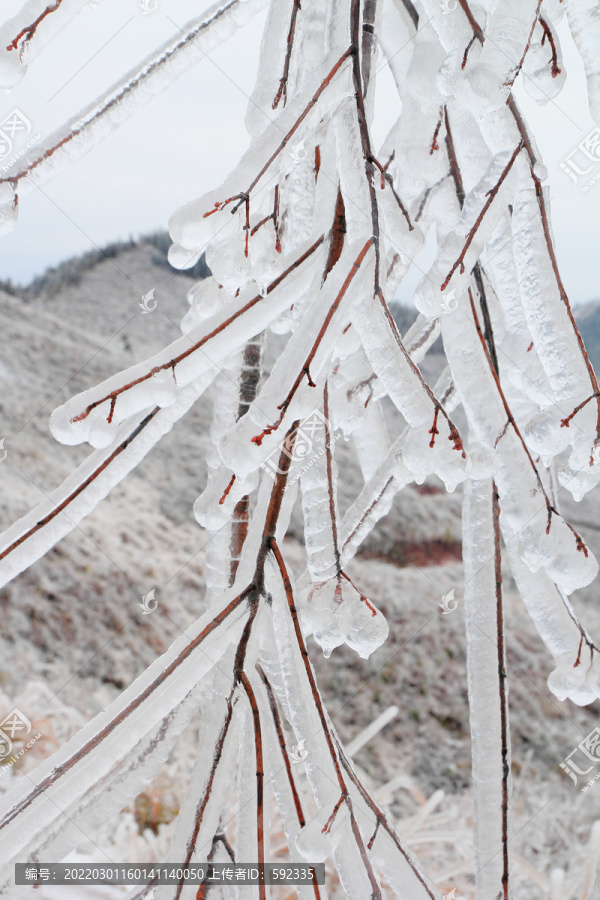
[0, 0, 599, 897]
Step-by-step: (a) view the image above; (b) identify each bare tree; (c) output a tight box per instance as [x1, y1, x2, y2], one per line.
[0, 0, 600, 897]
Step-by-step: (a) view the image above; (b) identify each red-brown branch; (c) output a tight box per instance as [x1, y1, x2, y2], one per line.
[250, 185, 282, 253]
[492, 483, 510, 900]
[219, 474, 236, 505]
[444, 107, 465, 207]
[350, 0, 382, 291]
[322, 795, 344, 833]
[468, 289, 587, 555]
[273, 0, 302, 109]
[251, 239, 373, 445]
[256, 666, 304, 827]
[503, 0, 543, 89]
[70, 236, 324, 426]
[539, 17, 561, 77]
[207, 48, 353, 215]
[461, 33, 478, 69]
[323, 381, 341, 571]
[430, 106, 444, 154]
[343, 476, 395, 549]
[0, 407, 159, 565]
[457, 0, 484, 43]
[332, 734, 438, 899]
[339, 570, 377, 616]
[374, 287, 464, 456]
[440, 140, 524, 291]
[269, 537, 382, 898]
[239, 671, 266, 900]
[6, 0, 63, 52]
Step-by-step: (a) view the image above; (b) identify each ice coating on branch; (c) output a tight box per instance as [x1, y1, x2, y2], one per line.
[522, 15, 565, 103]
[0, 0, 267, 232]
[296, 804, 342, 861]
[503, 537, 600, 705]
[181, 277, 230, 334]
[463, 477, 512, 899]
[0, 375, 214, 590]
[50, 239, 322, 448]
[511, 179, 590, 403]
[12, 687, 204, 871]
[299, 402, 340, 581]
[245, 0, 297, 135]
[0, 0, 100, 89]
[565, 0, 600, 124]
[3, 0, 600, 887]
[194, 468, 258, 529]
[458, 0, 541, 117]
[300, 575, 388, 659]
[0, 584, 248, 865]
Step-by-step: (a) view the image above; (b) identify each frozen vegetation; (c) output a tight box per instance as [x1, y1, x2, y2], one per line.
[0, 0, 600, 897]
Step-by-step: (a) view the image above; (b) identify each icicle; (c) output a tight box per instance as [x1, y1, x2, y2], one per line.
[160, 660, 240, 900]
[463, 477, 511, 900]
[503, 536, 600, 706]
[564, 0, 600, 124]
[458, 0, 542, 116]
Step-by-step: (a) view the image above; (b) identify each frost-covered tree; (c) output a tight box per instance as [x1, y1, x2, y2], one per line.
[0, 0, 600, 897]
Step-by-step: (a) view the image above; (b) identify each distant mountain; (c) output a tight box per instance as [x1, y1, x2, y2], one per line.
[0, 231, 209, 301]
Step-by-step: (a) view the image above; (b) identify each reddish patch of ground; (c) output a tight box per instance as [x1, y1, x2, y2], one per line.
[360, 539, 462, 568]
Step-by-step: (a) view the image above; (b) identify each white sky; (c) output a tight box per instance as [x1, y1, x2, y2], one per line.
[0, 0, 598, 303]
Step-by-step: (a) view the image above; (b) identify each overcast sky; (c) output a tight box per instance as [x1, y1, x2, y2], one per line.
[0, 0, 598, 304]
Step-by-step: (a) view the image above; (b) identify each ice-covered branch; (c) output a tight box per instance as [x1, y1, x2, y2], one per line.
[0, 0, 98, 88]
[0, 0, 267, 234]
